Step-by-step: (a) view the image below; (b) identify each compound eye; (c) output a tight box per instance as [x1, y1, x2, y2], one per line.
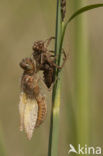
[25, 64, 32, 70]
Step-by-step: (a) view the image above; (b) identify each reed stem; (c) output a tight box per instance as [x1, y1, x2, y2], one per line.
[48, 0, 62, 156]
[73, 1, 89, 153]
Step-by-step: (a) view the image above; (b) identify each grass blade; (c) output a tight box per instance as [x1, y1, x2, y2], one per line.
[72, 1, 89, 156]
[68, 3, 103, 24]
[48, 0, 62, 156]
[61, 3, 103, 50]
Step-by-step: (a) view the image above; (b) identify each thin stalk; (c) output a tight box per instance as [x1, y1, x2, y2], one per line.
[73, 0, 89, 152]
[47, 1, 103, 156]
[48, 0, 62, 156]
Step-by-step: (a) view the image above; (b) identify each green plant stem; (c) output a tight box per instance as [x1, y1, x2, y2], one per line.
[73, 0, 89, 152]
[48, 1, 103, 156]
[48, 0, 62, 156]
[60, 3, 103, 149]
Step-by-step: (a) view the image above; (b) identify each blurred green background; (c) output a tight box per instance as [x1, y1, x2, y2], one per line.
[0, 0, 103, 156]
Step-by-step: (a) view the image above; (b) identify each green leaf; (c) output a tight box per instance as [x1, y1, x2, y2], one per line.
[68, 3, 103, 24]
[61, 3, 103, 48]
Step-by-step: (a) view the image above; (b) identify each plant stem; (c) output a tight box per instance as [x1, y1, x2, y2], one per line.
[73, 0, 89, 152]
[47, 1, 103, 155]
[48, 0, 62, 156]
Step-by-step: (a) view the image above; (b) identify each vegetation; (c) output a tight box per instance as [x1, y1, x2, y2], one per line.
[48, 1, 103, 156]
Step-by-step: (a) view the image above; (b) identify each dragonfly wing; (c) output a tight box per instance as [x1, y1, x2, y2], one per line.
[24, 98, 38, 140]
[19, 92, 27, 131]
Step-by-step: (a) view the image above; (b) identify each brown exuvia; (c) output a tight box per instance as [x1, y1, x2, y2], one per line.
[32, 37, 66, 88]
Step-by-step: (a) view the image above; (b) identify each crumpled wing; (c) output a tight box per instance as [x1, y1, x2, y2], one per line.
[24, 97, 38, 140]
[19, 92, 27, 131]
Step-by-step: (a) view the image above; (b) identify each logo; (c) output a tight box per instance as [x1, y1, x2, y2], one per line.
[68, 144, 102, 155]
